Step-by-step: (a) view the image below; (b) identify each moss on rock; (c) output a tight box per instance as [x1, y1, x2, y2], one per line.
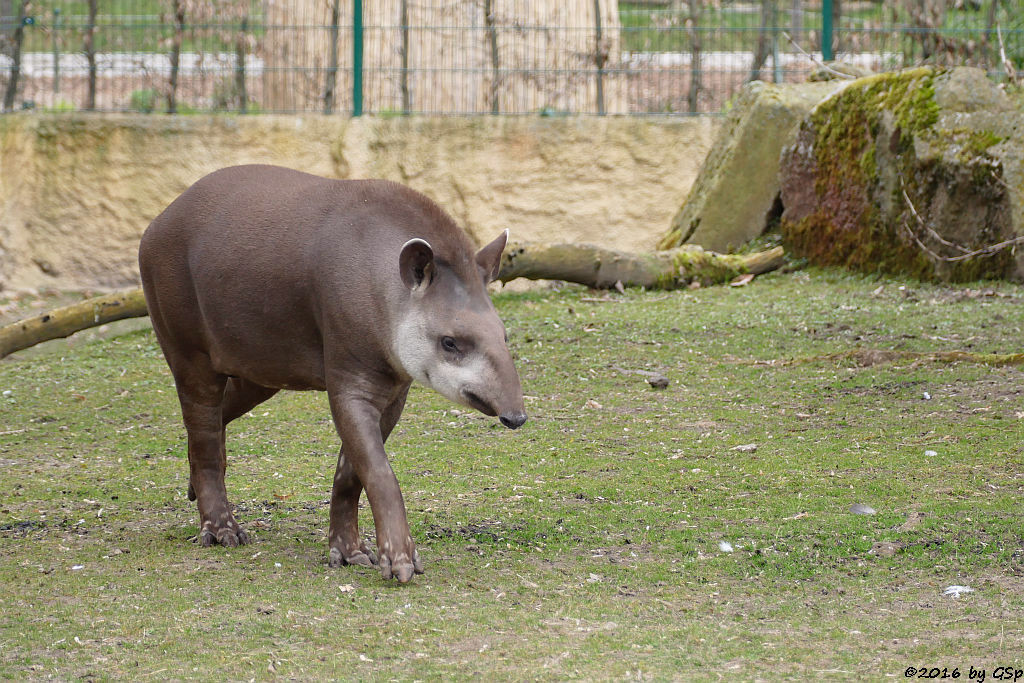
[779, 67, 1024, 283]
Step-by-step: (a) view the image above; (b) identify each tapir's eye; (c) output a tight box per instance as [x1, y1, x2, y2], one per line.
[441, 336, 459, 353]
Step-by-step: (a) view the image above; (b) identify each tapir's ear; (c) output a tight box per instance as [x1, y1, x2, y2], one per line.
[399, 238, 435, 291]
[475, 229, 508, 283]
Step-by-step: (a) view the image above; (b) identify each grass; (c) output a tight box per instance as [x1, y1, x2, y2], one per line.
[1, 268, 1023, 678]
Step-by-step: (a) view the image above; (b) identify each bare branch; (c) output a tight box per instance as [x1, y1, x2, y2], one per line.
[780, 31, 856, 80]
[900, 177, 1024, 262]
[996, 23, 1019, 85]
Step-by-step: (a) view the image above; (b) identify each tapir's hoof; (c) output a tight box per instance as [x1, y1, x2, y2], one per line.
[328, 545, 378, 569]
[198, 522, 250, 547]
[380, 550, 424, 583]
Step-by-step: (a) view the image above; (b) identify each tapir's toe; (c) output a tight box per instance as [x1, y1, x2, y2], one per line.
[329, 545, 378, 569]
[380, 552, 420, 583]
[198, 519, 250, 548]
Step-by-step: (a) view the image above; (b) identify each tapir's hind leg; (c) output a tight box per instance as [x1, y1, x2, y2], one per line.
[174, 365, 269, 548]
[186, 377, 278, 502]
[328, 383, 421, 575]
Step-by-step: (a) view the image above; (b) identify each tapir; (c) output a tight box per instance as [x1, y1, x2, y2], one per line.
[138, 164, 527, 582]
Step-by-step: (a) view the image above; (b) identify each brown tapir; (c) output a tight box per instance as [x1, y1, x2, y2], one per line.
[139, 164, 527, 582]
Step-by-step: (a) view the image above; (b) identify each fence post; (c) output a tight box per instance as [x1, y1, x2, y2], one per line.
[352, 0, 363, 116]
[821, 0, 833, 61]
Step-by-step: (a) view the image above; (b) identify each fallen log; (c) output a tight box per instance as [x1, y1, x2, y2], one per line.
[1, 242, 786, 359]
[499, 241, 785, 289]
[0, 288, 149, 359]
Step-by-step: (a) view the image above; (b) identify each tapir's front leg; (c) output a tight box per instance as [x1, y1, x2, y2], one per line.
[328, 383, 411, 570]
[328, 390, 423, 582]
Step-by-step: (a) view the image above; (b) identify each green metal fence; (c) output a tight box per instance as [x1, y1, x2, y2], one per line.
[1, 1, 1021, 116]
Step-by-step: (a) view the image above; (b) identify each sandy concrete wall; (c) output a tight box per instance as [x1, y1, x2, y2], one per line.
[0, 113, 719, 292]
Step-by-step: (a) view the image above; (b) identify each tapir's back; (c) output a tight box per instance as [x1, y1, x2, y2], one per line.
[139, 164, 476, 390]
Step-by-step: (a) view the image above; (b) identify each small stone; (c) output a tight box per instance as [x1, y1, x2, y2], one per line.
[924, 450, 937, 457]
[646, 374, 670, 390]
[850, 503, 876, 515]
[730, 443, 757, 453]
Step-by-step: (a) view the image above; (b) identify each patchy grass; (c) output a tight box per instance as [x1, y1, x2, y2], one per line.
[1, 268, 1023, 679]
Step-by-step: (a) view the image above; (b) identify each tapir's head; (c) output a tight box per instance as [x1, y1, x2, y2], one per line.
[392, 229, 527, 430]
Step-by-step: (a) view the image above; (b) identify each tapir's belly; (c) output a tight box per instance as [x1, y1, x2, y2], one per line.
[193, 288, 329, 391]
[208, 342, 327, 391]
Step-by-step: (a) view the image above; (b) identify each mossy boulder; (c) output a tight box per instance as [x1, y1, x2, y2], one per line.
[779, 67, 1024, 282]
[659, 79, 845, 253]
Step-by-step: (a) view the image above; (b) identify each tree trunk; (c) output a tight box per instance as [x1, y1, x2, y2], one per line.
[790, 0, 802, 44]
[84, 0, 97, 110]
[399, 0, 410, 114]
[687, 0, 702, 112]
[235, 15, 249, 113]
[167, 0, 185, 114]
[324, 0, 341, 114]
[1, 0, 27, 112]
[485, 0, 500, 115]
[0, 290, 149, 359]
[748, 0, 776, 82]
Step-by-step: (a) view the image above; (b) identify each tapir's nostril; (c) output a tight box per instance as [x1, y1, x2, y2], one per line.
[499, 412, 528, 430]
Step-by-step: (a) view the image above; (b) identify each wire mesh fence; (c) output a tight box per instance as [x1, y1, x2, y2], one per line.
[1, 1, 1022, 116]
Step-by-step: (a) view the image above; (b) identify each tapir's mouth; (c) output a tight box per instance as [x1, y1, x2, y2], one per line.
[462, 390, 497, 417]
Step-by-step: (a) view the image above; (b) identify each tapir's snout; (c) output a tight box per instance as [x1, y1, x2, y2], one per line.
[499, 412, 528, 430]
